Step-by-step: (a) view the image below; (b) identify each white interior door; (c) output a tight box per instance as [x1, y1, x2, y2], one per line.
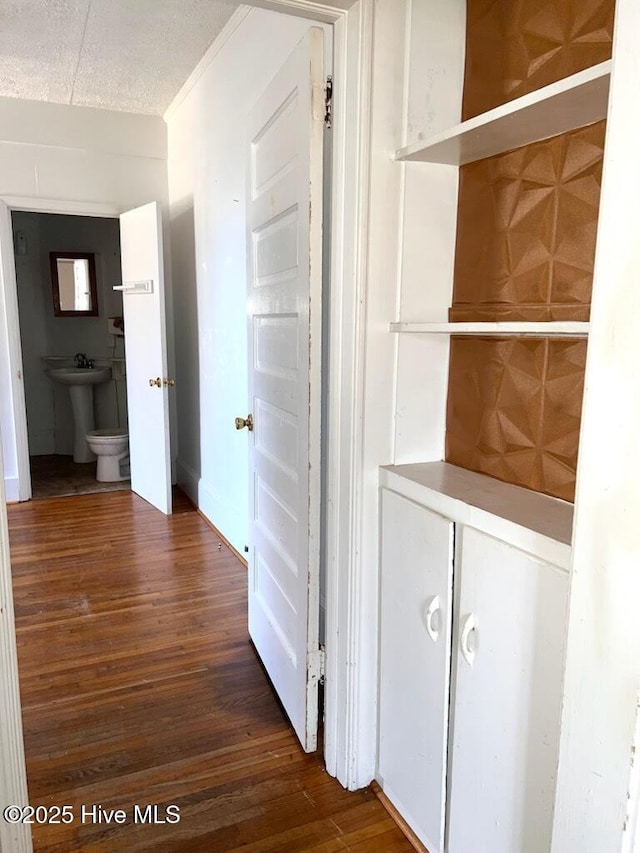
[245, 28, 324, 752]
[119, 202, 172, 515]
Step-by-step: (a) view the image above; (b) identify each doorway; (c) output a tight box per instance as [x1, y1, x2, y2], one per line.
[11, 211, 129, 500]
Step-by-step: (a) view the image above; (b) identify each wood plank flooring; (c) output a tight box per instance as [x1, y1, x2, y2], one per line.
[7, 490, 413, 852]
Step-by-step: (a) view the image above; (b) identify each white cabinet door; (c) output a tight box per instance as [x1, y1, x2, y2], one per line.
[448, 526, 569, 853]
[246, 28, 324, 753]
[378, 488, 454, 853]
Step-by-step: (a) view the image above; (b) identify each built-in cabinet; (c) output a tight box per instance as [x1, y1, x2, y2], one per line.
[374, 0, 639, 848]
[378, 463, 571, 853]
[375, 0, 620, 847]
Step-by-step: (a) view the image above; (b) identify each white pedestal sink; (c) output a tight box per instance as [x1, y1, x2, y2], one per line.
[45, 367, 112, 463]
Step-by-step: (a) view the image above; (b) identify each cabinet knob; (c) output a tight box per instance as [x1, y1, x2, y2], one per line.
[424, 596, 441, 643]
[460, 613, 478, 666]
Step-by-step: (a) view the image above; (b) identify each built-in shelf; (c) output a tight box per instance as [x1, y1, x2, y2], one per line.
[389, 321, 590, 337]
[395, 61, 611, 166]
[380, 462, 573, 569]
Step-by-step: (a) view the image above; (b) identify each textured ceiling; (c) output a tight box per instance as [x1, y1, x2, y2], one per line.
[0, 0, 244, 115]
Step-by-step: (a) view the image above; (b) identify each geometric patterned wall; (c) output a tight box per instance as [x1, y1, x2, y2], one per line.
[445, 1, 614, 502]
[462, 0, 615, 120]
[446, 336, 587, 501]
[445, 124, 605, 502]
[450, 122, 605, 323]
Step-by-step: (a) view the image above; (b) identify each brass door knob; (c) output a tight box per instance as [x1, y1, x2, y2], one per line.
[149, 377, 162, 387]
[163, 378, 175, 387]
[235, 414, 254, 432]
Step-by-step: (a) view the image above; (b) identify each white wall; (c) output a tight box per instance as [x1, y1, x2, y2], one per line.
[0, 97, 167, 499]
[166, 7, 329, 553]
[0, 97, 167, 212]
[393, 0, 465, 464]
[552, 0, 640, 848]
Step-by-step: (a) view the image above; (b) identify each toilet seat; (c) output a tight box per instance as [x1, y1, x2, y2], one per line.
[86, 428, 128, 440]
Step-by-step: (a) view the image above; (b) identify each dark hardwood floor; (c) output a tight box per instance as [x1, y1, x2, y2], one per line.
[7, 489, 413, 852]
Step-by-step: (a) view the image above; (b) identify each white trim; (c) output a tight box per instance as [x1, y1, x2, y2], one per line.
[3, 477, 19, 503]
[389, 321, 590, 337]
[163, 0, 357, 124]
[4, 197, 120, 218]
[322, 0, 374, 789]
[0, 203, 30, 503]
[246, 0, 357, 22]
[163, 7, 253, 122]
[0, 445, 32, 853]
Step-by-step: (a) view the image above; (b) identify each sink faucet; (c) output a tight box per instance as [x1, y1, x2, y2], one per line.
[74, 353, 93, 369]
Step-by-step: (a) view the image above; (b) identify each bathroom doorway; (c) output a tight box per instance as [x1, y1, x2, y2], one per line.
[11, 211, 129, 500]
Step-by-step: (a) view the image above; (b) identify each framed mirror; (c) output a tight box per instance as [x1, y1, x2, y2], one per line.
[50, 252, 98, 317]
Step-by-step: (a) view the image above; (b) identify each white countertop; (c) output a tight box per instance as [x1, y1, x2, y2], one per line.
[380, 462, 573, 570]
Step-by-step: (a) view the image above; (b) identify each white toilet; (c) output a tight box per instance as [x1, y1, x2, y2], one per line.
[85, 429, 130, 482]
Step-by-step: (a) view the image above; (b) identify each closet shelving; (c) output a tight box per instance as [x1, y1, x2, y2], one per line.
[391, 60, 610, 339]
[395, 60, 610, 167]
[389, 321, 590, 337]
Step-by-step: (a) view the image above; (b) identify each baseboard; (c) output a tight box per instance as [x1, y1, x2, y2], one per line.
[196, 510, 248, 568]
[3, 477, 19, 503]
[371, 781, 429, 853]
[175, 458, 199, 504]
[176, 459, 248, 568]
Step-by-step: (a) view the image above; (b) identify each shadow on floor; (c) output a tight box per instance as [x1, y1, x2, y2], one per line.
[29, 455, 130, 500]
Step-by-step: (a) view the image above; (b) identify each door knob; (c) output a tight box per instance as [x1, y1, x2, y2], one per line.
[235, 414, 254, 431]
[163, 378, 175, 387]
[149, 377, 162, 387]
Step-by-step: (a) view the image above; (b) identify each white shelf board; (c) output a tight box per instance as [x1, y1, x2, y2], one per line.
[389, 321, 590, 337]
[395, 61, 611, 166]
[380, 462, 573, 570]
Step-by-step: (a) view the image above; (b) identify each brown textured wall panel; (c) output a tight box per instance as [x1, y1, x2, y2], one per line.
[451, 122, 605, 323]
[462, 0, 615, 120]
[446, 337, 587, 501]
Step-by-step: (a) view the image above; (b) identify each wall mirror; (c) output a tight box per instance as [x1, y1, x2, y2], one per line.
[50, 252, 98, 317]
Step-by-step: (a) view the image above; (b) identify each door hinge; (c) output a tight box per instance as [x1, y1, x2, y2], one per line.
[324, 75, 333, 130]
[309, 644, 326, 685]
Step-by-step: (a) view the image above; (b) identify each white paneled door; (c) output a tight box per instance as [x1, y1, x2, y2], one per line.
[245, 28, 324, 752]
[119, 202, 172, 516]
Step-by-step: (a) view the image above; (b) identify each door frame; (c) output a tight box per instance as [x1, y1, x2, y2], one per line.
[0, 197, 122, 504]
[0, 1, 375, 834]
[0, 433, 31, 852]
[246, 0, 375, 789]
